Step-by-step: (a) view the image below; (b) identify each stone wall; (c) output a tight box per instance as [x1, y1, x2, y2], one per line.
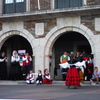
[81, 15, 100, 34]
[30, 0, 51, 11]
[24, 19, 56, 38]
[87, 0, 100, 5]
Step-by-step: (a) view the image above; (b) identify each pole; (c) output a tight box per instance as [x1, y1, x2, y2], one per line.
[37, 0, 40, 10]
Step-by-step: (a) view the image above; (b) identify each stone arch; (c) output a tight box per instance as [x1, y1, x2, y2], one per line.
[44, 24, 95, 69]
[0, 29, 35, 54]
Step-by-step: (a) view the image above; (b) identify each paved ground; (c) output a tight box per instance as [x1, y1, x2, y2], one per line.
[0, 84, 100, 100]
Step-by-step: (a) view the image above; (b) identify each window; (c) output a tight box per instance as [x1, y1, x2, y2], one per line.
[3, 0, 26, 14]
[5, 0, 13, 4]
[16, 0, 24, 3]
[55, 0, 83, 9]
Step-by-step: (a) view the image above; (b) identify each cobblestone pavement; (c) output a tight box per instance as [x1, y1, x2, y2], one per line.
[0, 84, 100, 100]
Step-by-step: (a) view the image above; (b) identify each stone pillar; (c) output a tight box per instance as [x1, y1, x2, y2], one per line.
[94, 43, 100, 71]
[34, 46, 45, 74]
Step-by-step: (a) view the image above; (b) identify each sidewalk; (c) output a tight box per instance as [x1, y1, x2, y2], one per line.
[0, 80, 100, 86]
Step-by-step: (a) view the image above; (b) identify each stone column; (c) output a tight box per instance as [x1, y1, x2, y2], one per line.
[94, 43, 100, 71]
[34, 22, 46, 73]
[34, 46, 45, 74]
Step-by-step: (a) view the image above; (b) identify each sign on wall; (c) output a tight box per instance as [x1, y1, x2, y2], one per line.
[95, 18, 100, 31]
[35, 23, 44, 36]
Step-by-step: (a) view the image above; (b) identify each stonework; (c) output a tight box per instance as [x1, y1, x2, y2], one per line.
[24, 19, 56, 38]
[87, 0, 100, 5]
[95, 18, 100, 31]
[35, 23, 44, 36]
[30, 0, 51, 11]
[81, 15, 100, 34]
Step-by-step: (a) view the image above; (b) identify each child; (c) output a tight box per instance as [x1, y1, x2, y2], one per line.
[90, 67, 100, 85]
[43, 69, 52, 84]
[36, 70, 43, 85]
[26, 70, 34, 84]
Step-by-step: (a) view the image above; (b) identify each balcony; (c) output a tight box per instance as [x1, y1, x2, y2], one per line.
[0, 0, 100, 21]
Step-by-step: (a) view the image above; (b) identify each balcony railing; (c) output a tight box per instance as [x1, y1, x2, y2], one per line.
[2, 0, 100, 14]
[55, 0, 83, 9]
[87, 0, 100, 6]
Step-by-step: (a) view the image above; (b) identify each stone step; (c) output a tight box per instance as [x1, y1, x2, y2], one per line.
[0, 81, 26, 85]
[0, 80, 94, 86]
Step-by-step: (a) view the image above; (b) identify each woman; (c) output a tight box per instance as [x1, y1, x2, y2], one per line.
[0, 52, 8, 80]
[9, 50, 21, 80]
[59, 53, 85, 89]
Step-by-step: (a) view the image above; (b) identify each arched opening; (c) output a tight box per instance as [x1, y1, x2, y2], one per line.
[0, 35, 33, 80]
[50, 31, 92, 80]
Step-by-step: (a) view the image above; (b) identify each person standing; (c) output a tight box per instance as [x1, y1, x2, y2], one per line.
[59, 55, 85, 89]
[9, 50, 21, 80]
[60, 51, 70, 81]
[0, 52, 8, 80]
[22, 52, 32, 79]
[87, 55, 94, 80]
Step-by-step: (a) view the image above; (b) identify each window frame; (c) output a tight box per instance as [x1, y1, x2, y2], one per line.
[3, 0, 26, 14]
[54, 0, 87, 9]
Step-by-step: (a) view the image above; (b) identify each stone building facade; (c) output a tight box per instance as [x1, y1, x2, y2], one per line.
[0, 0, 100, 80]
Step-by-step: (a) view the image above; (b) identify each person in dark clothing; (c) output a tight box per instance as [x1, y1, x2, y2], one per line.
[36, 70, 43, 85]
[9, 50, 21, 80]
[87, 55, 94, 80]
[0, 52, 8, 80]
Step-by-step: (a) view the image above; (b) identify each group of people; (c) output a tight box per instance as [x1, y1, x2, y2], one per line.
[26, 69, 52, 85]
[0, 50, 100, 88]
[0, 50, 33, 80]
[59, 51, 95, 88]
[0, 50, 53, 85]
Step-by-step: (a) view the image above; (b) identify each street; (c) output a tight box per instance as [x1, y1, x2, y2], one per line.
[0, 84, 100, 100]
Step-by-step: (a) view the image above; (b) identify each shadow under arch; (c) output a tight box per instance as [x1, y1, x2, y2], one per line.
[0, 30, 34, 52]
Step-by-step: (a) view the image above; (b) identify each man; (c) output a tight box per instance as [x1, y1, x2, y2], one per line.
[22, 52, 32, 79]
[60, 51, 70, 81]
[90, 67, 100, 85]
